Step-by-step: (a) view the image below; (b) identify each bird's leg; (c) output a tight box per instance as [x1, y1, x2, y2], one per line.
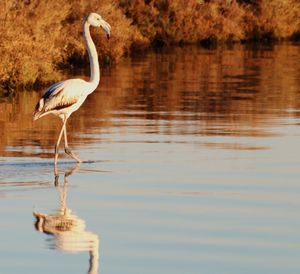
[54, 119, 67, 178]
[54, 163, 59, 186]
[63, 124, 82, 163]
[54, 122, 66, 164]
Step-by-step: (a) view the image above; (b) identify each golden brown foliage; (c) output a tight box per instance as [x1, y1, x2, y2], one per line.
[62, 0, 147, 64]
[0, 0, 145, 92]
[120, 0, 246, 44]
[243, 0, 300, 40]
[0, 1, 70, 90]
[1, 0, 300, 92]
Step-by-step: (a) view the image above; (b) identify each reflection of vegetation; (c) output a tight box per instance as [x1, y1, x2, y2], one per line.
[1, 45, 300, 156]
[1, 0, 300, 92]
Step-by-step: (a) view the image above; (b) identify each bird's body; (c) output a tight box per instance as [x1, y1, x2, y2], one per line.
[33, 13, 111, 172]
[33, 79, 90, 120]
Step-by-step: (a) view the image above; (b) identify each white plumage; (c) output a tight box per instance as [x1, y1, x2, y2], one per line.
[34, 79, 89, 119]
[33, 13, 111, 170]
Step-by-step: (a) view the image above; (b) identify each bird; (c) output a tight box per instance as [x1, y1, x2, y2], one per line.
[33, 13, 111, 168]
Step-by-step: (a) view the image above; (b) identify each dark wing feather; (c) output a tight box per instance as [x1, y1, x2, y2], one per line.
[33, 81, 66, 120]
[42, 81, 65, 100]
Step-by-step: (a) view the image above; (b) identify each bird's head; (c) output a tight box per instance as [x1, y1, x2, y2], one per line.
[86, 13, 111, 39]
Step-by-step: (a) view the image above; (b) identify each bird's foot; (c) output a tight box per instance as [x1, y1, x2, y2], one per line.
[54, 175, 59, 186]
[65, 147, 82, 163]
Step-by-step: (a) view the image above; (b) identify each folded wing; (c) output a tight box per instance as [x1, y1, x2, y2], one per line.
[33, 79, 88, 120]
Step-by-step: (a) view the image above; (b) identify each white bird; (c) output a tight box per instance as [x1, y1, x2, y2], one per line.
[33, 13, 111, 168]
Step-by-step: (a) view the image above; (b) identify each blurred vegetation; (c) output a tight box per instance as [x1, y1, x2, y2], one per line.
[1, 0, 300, 93]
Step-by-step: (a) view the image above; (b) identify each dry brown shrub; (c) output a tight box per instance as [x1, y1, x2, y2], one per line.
[62, 0, 148, 65]
[0, 0, 146, 92]
[197, 0, 246, 42]
[1, 0, 300, 93]
[0, 0, 70, 91]
[119, 0, 246, 44]
[244, 0, 300, 40]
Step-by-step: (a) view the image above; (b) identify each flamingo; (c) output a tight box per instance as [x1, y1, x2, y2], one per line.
[33, 13, 111, 170]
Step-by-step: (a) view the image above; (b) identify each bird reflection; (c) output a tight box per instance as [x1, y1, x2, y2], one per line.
[33, 164, 99, 274]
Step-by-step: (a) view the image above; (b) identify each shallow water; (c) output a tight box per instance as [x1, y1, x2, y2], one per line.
[1, 44, 300, 274]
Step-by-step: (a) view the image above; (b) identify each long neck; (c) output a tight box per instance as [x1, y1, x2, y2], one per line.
[83, 21, 100, 89]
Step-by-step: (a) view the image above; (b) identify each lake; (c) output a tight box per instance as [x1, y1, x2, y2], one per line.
[1, 44, 300, 274]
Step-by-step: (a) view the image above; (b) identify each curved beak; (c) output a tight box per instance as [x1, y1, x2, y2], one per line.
[100, 19, 111, 39]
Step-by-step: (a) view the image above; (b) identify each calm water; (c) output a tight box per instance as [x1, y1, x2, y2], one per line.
[1, 44, 300, 274]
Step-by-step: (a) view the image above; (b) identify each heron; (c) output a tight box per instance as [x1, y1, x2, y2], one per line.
[33, 13, 111, 170]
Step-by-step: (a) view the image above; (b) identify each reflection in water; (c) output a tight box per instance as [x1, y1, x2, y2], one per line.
[1, 44, 300, 158]
[1, 44, 300, 274]
[33, 165, 99, 274]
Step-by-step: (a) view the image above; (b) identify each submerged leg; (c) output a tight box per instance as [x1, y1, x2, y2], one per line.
[63, 123, 82, 163]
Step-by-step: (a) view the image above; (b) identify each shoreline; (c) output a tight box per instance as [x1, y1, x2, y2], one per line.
[2, 40, 300, 96]
[1, 0, 300, 94]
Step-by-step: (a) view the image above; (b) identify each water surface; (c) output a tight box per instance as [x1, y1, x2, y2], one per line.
[1, 44, 300, 274]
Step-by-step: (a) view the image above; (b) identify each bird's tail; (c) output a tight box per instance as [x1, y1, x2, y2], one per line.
[33, 109, 42, 121]
[33, 98, 44, 121]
